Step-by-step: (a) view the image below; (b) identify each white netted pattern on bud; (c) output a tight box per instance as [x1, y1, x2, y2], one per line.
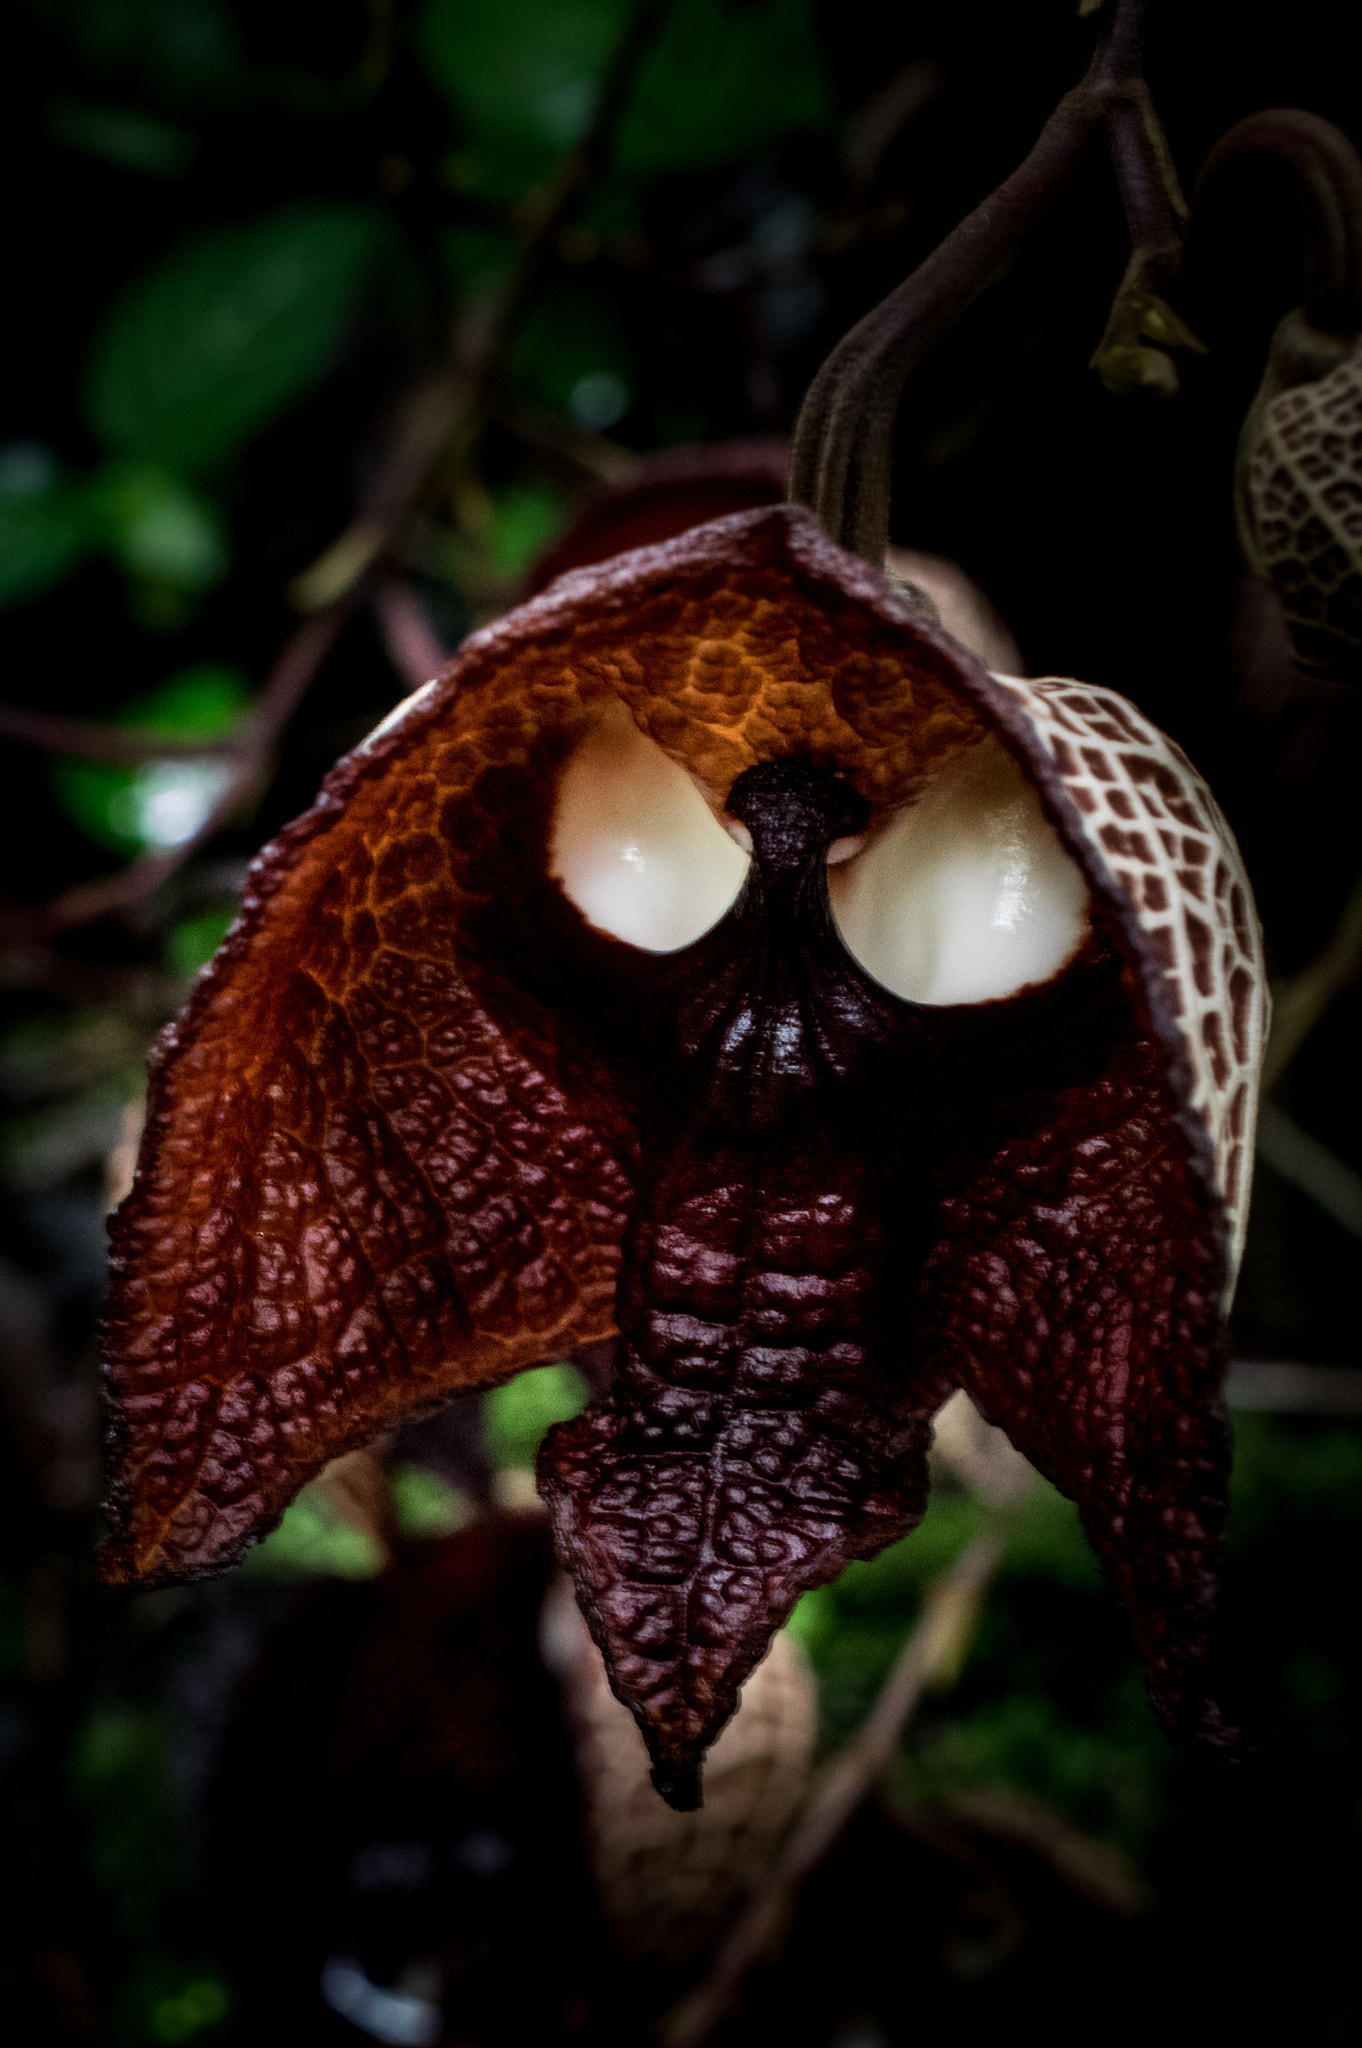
[991, 674, 1267, 1284]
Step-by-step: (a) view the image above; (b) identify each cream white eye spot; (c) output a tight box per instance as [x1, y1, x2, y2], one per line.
[551, 703, 750, 952]
[827, 737, 1090, 1005]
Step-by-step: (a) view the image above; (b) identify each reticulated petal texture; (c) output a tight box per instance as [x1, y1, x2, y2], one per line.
[100, 506, 1265, 1795]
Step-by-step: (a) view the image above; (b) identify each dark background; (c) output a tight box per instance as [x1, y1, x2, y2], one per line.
[1, 2, 1360, 2042]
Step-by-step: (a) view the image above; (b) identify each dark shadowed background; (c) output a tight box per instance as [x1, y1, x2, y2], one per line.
[1, 2, 1360, 2042]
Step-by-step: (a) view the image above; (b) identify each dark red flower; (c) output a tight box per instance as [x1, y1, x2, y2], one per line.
[100, 506, 1265, 1806]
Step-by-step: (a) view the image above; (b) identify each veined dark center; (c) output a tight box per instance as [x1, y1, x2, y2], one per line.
[539, 762, 941, 1809]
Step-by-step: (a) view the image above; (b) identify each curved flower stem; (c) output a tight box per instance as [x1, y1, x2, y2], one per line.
[1189, 109, 1362, 337]
[789, 89, 1105, 563]
[657, 1523, 1014, 2048]
[790, 0, 1187, 562]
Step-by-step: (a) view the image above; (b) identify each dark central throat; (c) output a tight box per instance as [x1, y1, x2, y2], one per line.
[539, 761, 932, 1810]
[661, 758, 887, 1138]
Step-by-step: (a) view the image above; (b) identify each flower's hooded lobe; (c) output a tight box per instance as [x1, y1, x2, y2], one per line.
[100, 506, 1265, 1806]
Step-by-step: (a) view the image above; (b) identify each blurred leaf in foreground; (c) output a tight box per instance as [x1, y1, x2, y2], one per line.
[0, 442, 93, 608]
[419, 0, 831, 197]
[88, 461, 229, 594]
[46, 100, 197, 177]
[485, 1362, 589, 1470]
[165, 906, 236, 981]
[244, 1488, 385, 1580]
[50, 663, 250, 855]
[83, 204, 387, 474]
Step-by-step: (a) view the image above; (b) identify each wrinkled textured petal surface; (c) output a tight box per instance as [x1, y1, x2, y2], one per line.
[101, 505, 1265, 1793]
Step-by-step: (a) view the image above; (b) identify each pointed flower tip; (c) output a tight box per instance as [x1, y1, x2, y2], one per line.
[650, 1758, 704, 1812]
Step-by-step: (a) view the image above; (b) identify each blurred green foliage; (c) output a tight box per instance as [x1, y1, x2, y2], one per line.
[390, 1461, 474, 1538]
[418, 0, 830, 197]
[164, 905, 235, 980]
[514, 282, 634, 421]
[51, 664, 249, 854]
[83, 205, 387, 475]
[0, 446, 93, 607]
[3, 1, 1361, 2039]
[70, 1706, 183, 1940]
[484, 479, 568, 573]
[485, 1360, 590, 1467]
[244, 1489, 384, 1580]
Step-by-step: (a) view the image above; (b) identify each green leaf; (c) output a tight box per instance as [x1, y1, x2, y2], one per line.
[488, 481, 567, 574]
[390, 1463, 474, 1538]
[89, 460, 229, 591]
[485, 1361, 588, 1467]
[419, 0, 618, 196]
[440, 223, 522, 296]
[617, 0, 831, 180]
[46, 100, 196, 177]
[0, 443, 93, 608]
[418, 0, 831, 198]
[68, 1707, 184, 1936]
[244, 1491, 384, 1579]
[50, 663, 250, 855]
[84, 204, 386, 472]
[165, 905, 236, 980]
[146, 1975, 230, 2045]
[513, 281, 632, 415]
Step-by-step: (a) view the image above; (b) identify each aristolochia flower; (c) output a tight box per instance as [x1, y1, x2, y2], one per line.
[100, 506, 1266, 1806]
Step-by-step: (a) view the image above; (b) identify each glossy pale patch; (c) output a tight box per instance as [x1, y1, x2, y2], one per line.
[828, 736, 1090, 1004]
[551, 703, 750, 951]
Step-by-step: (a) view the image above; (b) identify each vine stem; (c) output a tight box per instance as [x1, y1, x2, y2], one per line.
[1188, 108, 1362, 336]
[790, 0, 1184, 562]
[656, 1524, 1011, 2048]
[0, 704, 232, 765]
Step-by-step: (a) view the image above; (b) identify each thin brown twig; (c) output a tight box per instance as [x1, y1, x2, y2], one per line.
[657, 1526, 1010, 2048]
[0, 704, 237, 765]
[0, 607, 349, 943]
[374, 582, 453, 694]
[289, 0, 678, 615]
[1261, 868, 1362, 1092]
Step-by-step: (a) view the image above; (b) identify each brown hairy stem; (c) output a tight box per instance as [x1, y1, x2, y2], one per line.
[789, 0, 1188, 562]
[788, 87, 1106, 562]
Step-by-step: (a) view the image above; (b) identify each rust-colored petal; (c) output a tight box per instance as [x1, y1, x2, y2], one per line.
[101, 639, 636, 1583]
